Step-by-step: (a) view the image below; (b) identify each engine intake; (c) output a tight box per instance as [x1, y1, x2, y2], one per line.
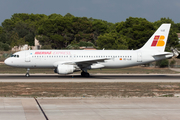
[54, 65, 75, 74]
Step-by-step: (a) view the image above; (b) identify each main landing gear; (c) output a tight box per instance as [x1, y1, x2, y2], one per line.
[25, 68, 30, 77]
[81, 71, 90, 77]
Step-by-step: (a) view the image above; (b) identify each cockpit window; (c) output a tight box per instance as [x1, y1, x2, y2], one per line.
[11, 54, 19, 58]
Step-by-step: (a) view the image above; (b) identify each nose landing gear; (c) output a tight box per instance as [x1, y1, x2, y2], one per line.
[25, 68, 30, 77]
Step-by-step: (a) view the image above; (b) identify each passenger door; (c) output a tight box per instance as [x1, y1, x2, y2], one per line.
[25, 52, 31, 62]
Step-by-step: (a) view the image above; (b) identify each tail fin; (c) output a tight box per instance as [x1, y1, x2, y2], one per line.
[139, 23, 171, 52]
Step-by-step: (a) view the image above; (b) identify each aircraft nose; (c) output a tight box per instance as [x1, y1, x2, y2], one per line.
[4, 58, 11, 65]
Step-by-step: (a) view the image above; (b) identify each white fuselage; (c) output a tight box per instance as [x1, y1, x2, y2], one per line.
[4, 49, 172, 69]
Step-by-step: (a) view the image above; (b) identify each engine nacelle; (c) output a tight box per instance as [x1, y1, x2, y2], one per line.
[55, 65, 75, 74]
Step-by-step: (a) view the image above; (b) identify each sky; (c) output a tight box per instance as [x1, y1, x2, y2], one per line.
[0, 0, 180, 24]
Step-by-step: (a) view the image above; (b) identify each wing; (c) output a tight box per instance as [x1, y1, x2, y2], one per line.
[53, 58, 109, 69]
[74, 58, 108, 69]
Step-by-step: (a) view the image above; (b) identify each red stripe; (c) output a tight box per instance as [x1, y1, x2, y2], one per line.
[151, 36, 160, 46]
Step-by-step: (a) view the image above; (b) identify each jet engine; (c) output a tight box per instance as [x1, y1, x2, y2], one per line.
[54, 65, 75, 74]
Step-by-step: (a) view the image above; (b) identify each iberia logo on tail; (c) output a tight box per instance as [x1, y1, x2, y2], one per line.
[151, 35, 165, 47]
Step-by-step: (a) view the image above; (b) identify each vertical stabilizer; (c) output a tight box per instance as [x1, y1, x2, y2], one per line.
[139, 24, 171, 52]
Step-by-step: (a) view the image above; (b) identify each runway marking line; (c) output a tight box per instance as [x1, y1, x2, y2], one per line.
[34, 97, 49, 120]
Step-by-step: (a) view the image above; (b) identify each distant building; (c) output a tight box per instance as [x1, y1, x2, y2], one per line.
[12, 44, 29, 51]
[12, 37, 41, 51]
[177, 33, 180, 43]
[32, 37, 41, 50]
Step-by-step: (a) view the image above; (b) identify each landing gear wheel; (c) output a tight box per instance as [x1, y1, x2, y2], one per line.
[25, 73, 30, 77]
[81, 71, 90, 77]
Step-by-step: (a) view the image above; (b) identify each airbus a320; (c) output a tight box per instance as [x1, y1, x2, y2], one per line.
[4, 24, 174, 77]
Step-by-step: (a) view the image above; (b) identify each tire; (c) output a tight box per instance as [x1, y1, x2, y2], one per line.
[81, 72, 90, 77]
[25, 73, 30, 77]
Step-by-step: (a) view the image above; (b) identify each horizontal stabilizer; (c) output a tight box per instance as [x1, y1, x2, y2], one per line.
[152, 52, 173, 56]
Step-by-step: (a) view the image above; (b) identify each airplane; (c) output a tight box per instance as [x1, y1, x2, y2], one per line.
[4, 24, 174, 77]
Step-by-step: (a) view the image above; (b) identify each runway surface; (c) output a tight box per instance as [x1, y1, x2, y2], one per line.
[1, 74, 180, 120]
[1, 97, 180, 120]
[0, 74, 180, 82]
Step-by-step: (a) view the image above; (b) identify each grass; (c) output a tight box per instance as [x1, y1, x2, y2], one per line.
[0, 82, 180, 97]
[0, 63, 54, 74]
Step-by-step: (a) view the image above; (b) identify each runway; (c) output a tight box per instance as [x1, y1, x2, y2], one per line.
[0, 74, 180, 82]
[1, 97, 180, 120]
[1, 74, 180, 120]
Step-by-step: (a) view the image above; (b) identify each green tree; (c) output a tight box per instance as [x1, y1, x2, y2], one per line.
[96, 32, 128, 50]
[91, 19, 116, 45]
[116, 17, 155, 50]
[2, 19, 15, 32]
[156, 59, 169, 68]
[50, 34, 64, 49]
[37, 16, 95, 49]
[0, 26, 7, 44]
[48, 13, 63, 19]
[36, 35, 49, 46]
[78, 41, 94, 47]
[64, 13, 74, 18]
[10, 32, 19, 47]
[37, 17, 72, 49]
[0, 42, 10, 51]
[1, 13, 47, 47]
